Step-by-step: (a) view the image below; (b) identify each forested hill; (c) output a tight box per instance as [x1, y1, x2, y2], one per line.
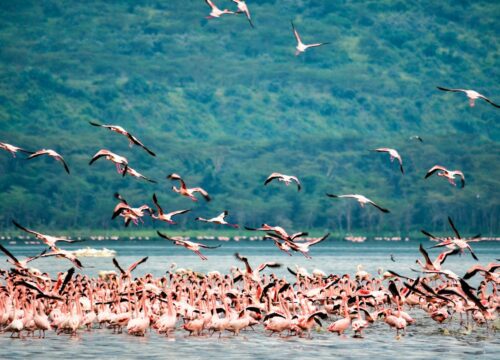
[0, 0, 498, 235]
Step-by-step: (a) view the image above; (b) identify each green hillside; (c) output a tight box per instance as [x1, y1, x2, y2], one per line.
[0, 0, 498, 235]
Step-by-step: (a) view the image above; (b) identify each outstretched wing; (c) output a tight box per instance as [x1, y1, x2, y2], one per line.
[0, 243, 19, 264]
[368, 200, 390, 213]
[447, 216, 461, 239]
[191, 187, 211, 201]
[128, 256, 149, 273]
[425, 165, 446, 179]
[112, 258, 126, 275]
[436, 87, 466, 93]
[291, 21, 301, 44]
[478, 95, 500, 108]
[152, 193, 163, 214]
[59, 267, 75, 295]
[12, 220, 41, 237]
[418, 243, 432, 266]
[198, 243, 221, 249]
[307, 232, 330, 246]
[264, 173, 282, 186]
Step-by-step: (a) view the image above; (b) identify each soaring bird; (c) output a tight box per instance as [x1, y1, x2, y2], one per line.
[267, 232, 331, 259]
[195, 211, 239, 228]
[112, 193, 152, 227]
[0, 244, 46, 270]
[427, 217, 481, 261]
[326, 194, 390, 213]
[415, 244, 459, 272]
[425, 165, 465, 188]
[89, 121, 155, 156]
[204, 0, 235, 19]
[409, 135, 423, 142]
[119, 165, 156, 183]
[234, 253, 280, 282]
[264, 173, 301, 191]
[0, 142, 32, 158]
[151, 193, 190, 225]
[233, 0, 254, 28]
[112, 257, 149, 279]
[167, 173, 211, 202]
[40, 248, 83, 269]
[27, 149, 70, 174]
[157, 231, 221, 260]
[437, 87, 500, 108]
[89, 149, 128, 176]
[12, 220, 84, 249]
[372, 148, 404, 174]
[291, 21, 329, 56]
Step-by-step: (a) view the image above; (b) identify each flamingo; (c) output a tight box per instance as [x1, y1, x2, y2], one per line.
[167, 173, 211, 201]
[89, 121, 156, 156]
[425, 165, 465, 188]
[12, 220, 84, 249]
[157, 231, 221, 260]
[426, 217, 481, 260]
[195, 211, 239, 228]
[415, 244, 459, 271]
[233, 0, 254, 28]
[112, 257, 149, 279]
[27, 149, 70, 174]
[89, 149, 129, 176]
[291, 21, 329, 56]
[0, 244, 46, 270]
[40, 248, 83, 269]
[151, 193, 190, 224]
[234, 253, 281, 283]
[204, 0, 235, 19]
[119, 166, 156, 183]
[326, 193, 390, 213]
[437, 87, 500, 108]
[264, 173, 301, 191]
[0, 142, 32, 157]
[267, 233, 330, 259]
[372, 148, 404, 174]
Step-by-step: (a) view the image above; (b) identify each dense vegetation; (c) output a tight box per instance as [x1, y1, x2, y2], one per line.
[0, 0, 498, 236]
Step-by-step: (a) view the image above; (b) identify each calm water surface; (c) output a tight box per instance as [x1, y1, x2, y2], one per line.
[1, 238, 499, 359]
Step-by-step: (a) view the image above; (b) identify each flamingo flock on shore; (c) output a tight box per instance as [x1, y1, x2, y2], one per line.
[0, 0, 498, 342]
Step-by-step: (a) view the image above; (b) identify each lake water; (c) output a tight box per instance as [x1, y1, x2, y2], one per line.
[1, 238, 499, 359]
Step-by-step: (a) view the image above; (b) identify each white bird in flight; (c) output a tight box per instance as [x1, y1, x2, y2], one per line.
[326, 194, 390, 213]
[372, 148, 404, 174]
[291, 21, 329, 56]
[437, 87, 499, 108]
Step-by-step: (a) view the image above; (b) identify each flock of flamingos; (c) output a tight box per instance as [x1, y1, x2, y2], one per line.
[0, 0, 499, 342]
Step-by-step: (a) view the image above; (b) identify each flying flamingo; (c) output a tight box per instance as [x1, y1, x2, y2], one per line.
[326, 193, 390, 213]
[27, 149, 70, 174]
[372, 148, 404, 174]
[40, 248, 83, 269]
[89, 149, 129, 176]
[151, 193, 190, 224]
[0, 142, 32, 157]
[119, 166, 156, 183]
[233, 0, 254, 28]
[12, 220, 84, 249]
[112, 256, 149, 279]
[195, 211, 239, 228]
[157, 231, 221, 260]
[167, 173, 211, 202]
[204, 0, 235, 19]
[0, 244, 46, 270]
[89, 121, 156, 156]
[415, 244, 459, 271]
[425, 165, 465, 188]
[264, 173, 301, 191]
[437, 87, 500, 108]
[234, 253, 281, 282]
[291, 21, 329, 56]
